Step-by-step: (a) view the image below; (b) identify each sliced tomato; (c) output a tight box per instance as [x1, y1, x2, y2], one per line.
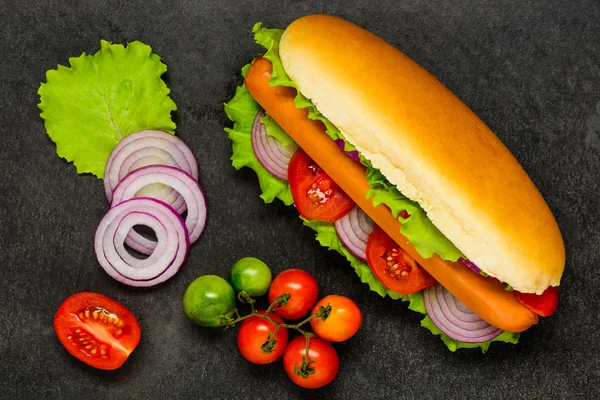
[288, 150, 354, 222]
[54, 292, 141, 370]
[366, 227, 436, 294]
[514, 286, 559, 317]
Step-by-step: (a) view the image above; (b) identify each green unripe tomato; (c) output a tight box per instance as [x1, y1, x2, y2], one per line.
[230, 257, 272, 297]
[183, 275, 236, 327]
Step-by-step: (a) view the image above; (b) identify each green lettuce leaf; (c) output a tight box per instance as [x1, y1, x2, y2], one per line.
[406, 291, 428, 315]
[252, 23, 295, 87]
[367, 185, 463, 260]
[223, 68, 293, 205]
[261, 114, 295, 147]
[251, 23, 462, 262]
[38, 40, 177, 178]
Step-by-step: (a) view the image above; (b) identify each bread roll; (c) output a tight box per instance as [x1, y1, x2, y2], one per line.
[279, 15, 564, 293]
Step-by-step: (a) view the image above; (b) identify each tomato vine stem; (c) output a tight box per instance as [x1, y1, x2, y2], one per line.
[219, 293, 331, 359]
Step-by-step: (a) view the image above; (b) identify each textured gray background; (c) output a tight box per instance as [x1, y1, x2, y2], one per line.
[1, 0, 599, 399]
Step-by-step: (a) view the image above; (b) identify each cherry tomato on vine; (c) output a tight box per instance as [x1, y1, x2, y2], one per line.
[183, 275, 236, 327]
[514, 286, 559, 317]
[268, 269, 319, 320]
[283, 336, 339, 389]
[237, 311, 289, 364]
[366, 227, 436, 294]
[230, 257, 272, 297]
[310, 295, 362, 342]
[288, 150, 354, 222]
[53, 292, 141, 370]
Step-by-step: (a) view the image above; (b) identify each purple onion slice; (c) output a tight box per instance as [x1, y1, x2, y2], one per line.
[103, 130, 198, 210]
[334, 206, 376, 261]
[251, 109, 299, 180]
[94, 197, 189, 287]
[335, 139, 360, 162]
[460, 258, 482, 274]
[111, 165, 207, 253]
[424, 284, 503, 343]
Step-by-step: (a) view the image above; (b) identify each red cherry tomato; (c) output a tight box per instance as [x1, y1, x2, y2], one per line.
[310, 295, 362, 342]
[53, 292, 141, 370]
[288, 149, 354, 222]
[237, 311, 289, 364]
[283, 336, 339, 389]
[268, 269, 319, 320]
[514, 286, 559, 317]
[366, 227, 437, 294]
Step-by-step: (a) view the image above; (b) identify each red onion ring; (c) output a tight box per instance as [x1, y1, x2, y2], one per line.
[94, 197, 189, 287]
[111, 165, 207, 253]
[424, 284, 502, 343]
[120, 147, 185, 213]
[104, 130, 198, 207]
[107, 138, 192, 209]
[106, 212, 178, 279]
[113, 212, 170, 268]
[251, 109, 298, 180]
[334, 206, 375, 261]
[335, 139, 360, 162]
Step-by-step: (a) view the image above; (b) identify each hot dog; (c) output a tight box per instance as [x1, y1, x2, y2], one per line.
[224, 15, 565, 350]
[245, 56, 539, 333]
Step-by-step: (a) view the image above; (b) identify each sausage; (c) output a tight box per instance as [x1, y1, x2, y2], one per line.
[245, 56, 538, 333]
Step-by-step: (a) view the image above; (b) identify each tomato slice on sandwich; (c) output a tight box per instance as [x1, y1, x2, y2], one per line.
[54, 292, 141, 370]
[366, 227, 437, 294]
[288, 149, 354, 222]
[514, 286, 559, 317]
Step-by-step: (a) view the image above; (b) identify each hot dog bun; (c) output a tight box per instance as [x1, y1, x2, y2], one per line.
[279, 15, 564, 294]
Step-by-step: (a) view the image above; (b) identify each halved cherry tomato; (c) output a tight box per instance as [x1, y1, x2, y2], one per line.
[237, 311, 289, 364]
[366, 227, 437, 294]
[53, 292, 141, 370]
[268, 269, 319, 320]
[514, 286, 559, 317]
[283, 336, 339, 389]
[288, 149, 354, 221]
[310, 295, 362, 342]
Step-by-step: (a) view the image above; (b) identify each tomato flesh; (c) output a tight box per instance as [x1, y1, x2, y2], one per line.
[54, 292, 140, 370]
[514, 286, 559, 317]
[366, 227, 436, 294]
[288, 150, 354, 222]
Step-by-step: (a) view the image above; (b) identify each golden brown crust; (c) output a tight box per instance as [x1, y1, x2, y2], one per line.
[280, 15, 564, 293]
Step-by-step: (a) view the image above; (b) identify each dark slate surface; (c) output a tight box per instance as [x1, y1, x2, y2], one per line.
[1, 0, 599, 399]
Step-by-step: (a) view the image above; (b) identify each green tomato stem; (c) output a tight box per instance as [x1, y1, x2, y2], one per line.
[221, 293, 330, 346]
[293, 333, 316, 378]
